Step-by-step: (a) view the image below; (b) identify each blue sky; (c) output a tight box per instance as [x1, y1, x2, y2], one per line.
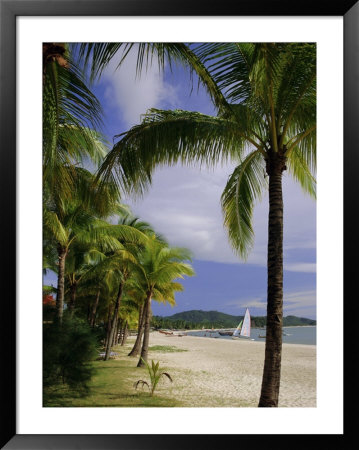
[45, 46, 316, 319]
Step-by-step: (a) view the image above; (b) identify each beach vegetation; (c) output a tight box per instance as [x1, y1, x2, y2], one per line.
[149, 345, 187, 353]
[134, 358, 173, 397]
[43, 316, 99, 393]
[43, 356, 180, 407]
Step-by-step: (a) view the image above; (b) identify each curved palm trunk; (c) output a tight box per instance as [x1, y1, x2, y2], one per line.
[90, 289, 100, 327]
[55, 245, 67, 322]
[104, 282, 124, 361]
[118, 321, 123, 344]
[111, 317, 119, 347]
[128, 305, 145, 357]
[137, 292, 152, 367]
[68, 282, 77, 315]
[118, 322, 124, 345]
[104, 304, 113, 348]
[115, 318, 122, 346]
[120, 321, 129, 346]
[259, 151, 286, 407]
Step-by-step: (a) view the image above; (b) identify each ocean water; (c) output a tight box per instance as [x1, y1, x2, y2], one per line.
[186, 326, 316, 345]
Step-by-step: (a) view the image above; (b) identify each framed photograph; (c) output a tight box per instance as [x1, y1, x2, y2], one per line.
[1, 0, 355, 448]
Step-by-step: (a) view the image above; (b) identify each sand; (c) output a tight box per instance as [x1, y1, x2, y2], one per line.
[129, 331, 316, 408]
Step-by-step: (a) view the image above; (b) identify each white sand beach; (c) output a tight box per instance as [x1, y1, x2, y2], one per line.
[130, 331, 316, 408]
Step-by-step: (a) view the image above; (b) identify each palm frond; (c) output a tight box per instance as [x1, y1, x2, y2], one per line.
[194, 42, 254, 104]
[286, 146, 316, 198]
[98, 109, 258, 196]
[133, 380, 150, 390]
[221, 150, 267, 258]
[160, 372, 173, 383]
[43, 47, 105, 202]
[43, 210, 69, 246]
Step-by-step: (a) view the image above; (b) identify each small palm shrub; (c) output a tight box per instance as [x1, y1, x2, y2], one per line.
[43, 315, 99, 392]
[134, 358, 173, 396]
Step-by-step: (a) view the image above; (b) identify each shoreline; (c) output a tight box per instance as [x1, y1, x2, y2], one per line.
[175, 332, 316, 348]
[164, 324, 316, 332]
[175, 326, 316, 346]
[135, 331, 317, 407]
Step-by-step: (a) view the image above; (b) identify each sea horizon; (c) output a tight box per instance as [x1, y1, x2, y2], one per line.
[186, 325, 317, 345]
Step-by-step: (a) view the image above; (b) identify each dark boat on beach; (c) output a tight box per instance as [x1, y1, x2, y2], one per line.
[218, 330, 234, 336]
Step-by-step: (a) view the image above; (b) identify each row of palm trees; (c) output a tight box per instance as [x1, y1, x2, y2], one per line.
[44, 201, 194, 367]
[42, 43, 194, 367]
[43, 42, 316, 406]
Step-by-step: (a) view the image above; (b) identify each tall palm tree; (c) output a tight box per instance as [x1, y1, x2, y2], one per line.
[89, 43, 316, 406]
[130, 241, 195, 367]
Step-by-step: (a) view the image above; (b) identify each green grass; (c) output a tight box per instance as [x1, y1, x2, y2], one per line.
[43, 345, 182, 407]
[149, 345, 187, 353]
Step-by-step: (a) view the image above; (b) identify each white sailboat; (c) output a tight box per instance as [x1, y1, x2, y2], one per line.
[232, 308, 251, 339]
[232, 319, 243, 338]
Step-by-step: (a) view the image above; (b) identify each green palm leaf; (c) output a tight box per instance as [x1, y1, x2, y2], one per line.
[98, 109, 259, 196]
[286, 145, 316, 198]
[43, 209, 69, 246]
[43, 46, 105, 202]
[221, 150, 267, 259]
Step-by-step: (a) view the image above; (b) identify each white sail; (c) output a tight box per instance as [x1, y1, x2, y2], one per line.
[240, 308, 251, 337]
[232, 320, 243, 337]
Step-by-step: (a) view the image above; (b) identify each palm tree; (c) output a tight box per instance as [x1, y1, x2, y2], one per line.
[43, 170, 147, 322]
[102, 251, 134, 360]
[130, 241, 195, 367]
[43, 43, 117, 324]
[63, 240, 112, 316]
[116, 297, 139, 346]
[125, 284, 147, 357]
[101, 215, 162, 360]
[89, 43, 316, 406]
[43, 43, 105, 203]
[79, 236, 142, 360]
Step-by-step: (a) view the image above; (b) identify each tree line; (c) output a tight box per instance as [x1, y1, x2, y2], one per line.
[43, 43, 194, 393]
[151, 312, 316, 330]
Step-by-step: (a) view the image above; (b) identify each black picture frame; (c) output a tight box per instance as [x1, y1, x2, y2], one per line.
[1, 0, 356, 448]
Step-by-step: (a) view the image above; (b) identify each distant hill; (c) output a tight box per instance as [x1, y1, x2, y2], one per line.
[282, 315, 316, 326]
[151, 309, 316, 330]
[167, 310, 242, 326]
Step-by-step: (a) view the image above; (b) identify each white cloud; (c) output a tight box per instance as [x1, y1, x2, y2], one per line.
[125, 162, 316, 272]
[224, 289, 316, 318]
[102, 49, 178, 127]
[226, 297, 266, 310]
[285, 289, 316, 305]
[283, 290, 317, 317]
[285, 263, 317, 273]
